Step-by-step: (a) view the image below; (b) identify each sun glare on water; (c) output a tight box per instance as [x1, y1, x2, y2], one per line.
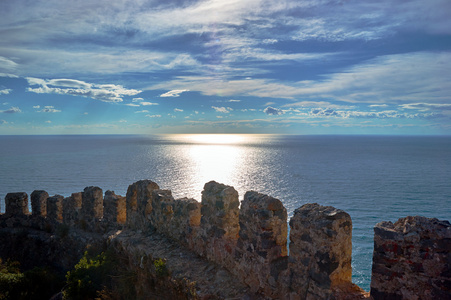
[182, 134, 247, 145]
[166, 134, 254, 195]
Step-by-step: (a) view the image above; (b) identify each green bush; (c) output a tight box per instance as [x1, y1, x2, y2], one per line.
[0, 258, 63, 300]
[153, 258, 169, 278]
[64, 251, 113, 300]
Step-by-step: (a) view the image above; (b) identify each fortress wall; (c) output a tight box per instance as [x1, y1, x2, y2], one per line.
[2, 179, 450, 299]
[31, 190, 48, 217]
[288, 203, 354, 299]
[47, 195, 64, 223]
[63, 192, 82, 226]
[235, 191, 289, 296]
[371, 216, 451, 299]
[5, 192, 29, 216]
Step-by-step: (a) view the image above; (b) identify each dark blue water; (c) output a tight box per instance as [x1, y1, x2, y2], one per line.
[1, 134, 450, 291]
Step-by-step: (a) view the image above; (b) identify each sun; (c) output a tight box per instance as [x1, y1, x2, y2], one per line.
[183, 134, 246, 145]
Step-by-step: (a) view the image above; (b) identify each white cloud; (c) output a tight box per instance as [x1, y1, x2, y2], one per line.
[132, 98, 144, 102]
[369, 104, 388, 108]
[160, 89, 189, 97]
[212, 106, 232, 113]
[119, 119, 127, 123]
[33, 105, 41, 109]
[174, 108, 183, 112]
[308, 108, 439, 119]
[125, 103, 140, 107]
[146, 114, 161, 118]
[228, 99, 241, 102]
[45, 120, 51, 123]
[141, 102, 159, 106]
[0, 89, 12, 95]
[0, 119, 7, 124]
[264, 106, 284, 115]
[262, 39, 278, 44]
[37, 105, 61, 113]
[26, 77, 141, 103]
[400, 103, 451, 111]
[135, 110, 149, 113]
[1, 106, 21, 113]
[0, 56, 18, 72]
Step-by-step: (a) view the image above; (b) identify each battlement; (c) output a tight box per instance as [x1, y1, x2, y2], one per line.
[1, 180, 449, 299]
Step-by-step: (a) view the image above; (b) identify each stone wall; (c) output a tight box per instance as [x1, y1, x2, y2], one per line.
[1, 179, 450, 299]
[371, 216, 451, 299]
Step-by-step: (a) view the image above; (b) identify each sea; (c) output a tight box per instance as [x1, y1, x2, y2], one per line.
[1, 134, 450, 291]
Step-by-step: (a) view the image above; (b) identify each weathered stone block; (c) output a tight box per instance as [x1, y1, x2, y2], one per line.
[31, 190, 48, 217]
[201, 181, 239, 239]
[289, 203, 353, 299]
[63, 192, 82, 225]
[5, 192, 29, 216]
[104, 190, 126, 225]
[47, 195, 64, 222]
[81, 186, 103, 230]
[235, 191, 288, 295]
[371, 216, 451, 300]
[199, 181, 239, 267]
[126, 180, 159, 229]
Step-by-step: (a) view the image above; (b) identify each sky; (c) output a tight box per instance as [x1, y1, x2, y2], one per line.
[0, 0, 450, 135]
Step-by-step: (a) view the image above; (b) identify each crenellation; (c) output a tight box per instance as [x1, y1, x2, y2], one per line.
[125, 180, 159, 229]
[31, 190, 49, 217]
[288, 203, 353, 299]
[63, 192, 82, 226]
[199, 181, 240, 266]
[47, 195, 64, 223]
[371, 216, 451, 299]
[1, 180, 449, 299]
[81, 186, 103, 230]
[103, 190, 126, 225]
[5, 192, 29, 216]
[235, 191, 288, 296]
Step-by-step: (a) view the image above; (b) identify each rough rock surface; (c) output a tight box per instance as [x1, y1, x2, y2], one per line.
[31, 190, 49, 217]
[289, 203, 353, 299]
[371, 216, 451, 300]
[47, 195, 64, 223]
[235, 191, 288, 296]
[5, 192, 29, 216]
[104, 190, 126, 225]
[126, 180, 160, 229]
[111, 229, 260, 300]
[63, 192, 83, 226]
[81, 186, 103, 230]
[198, 181, 240, 266]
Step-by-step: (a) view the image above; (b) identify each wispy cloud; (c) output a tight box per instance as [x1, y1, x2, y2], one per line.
[400, 103, 451, 111]
[1, 106, 21, 113]
[212, 106, 232, 113]
[160, 89, 189, 97]
[36, 105, 61, 113]
[0, 89, 12, 95]
[26, 77, 141, 103]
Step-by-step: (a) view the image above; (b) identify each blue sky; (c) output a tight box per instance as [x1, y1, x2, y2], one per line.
[0, 0, 450, 135]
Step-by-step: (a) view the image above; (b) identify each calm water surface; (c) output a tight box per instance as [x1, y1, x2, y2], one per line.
[1, 134, 450, 291]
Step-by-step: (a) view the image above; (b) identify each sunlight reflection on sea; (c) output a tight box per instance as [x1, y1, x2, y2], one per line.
[1, 134, 450, 291]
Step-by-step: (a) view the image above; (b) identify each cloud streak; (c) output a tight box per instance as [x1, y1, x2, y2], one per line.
[26, 77, 141, 103]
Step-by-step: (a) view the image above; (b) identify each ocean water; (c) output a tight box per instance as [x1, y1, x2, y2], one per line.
[1, 134, 450, 291]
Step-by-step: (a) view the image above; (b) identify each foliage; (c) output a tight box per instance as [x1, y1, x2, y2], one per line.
[0, 258, 64, 300]
[153, 258, 169, 278]
[64, 251, 113, 300]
